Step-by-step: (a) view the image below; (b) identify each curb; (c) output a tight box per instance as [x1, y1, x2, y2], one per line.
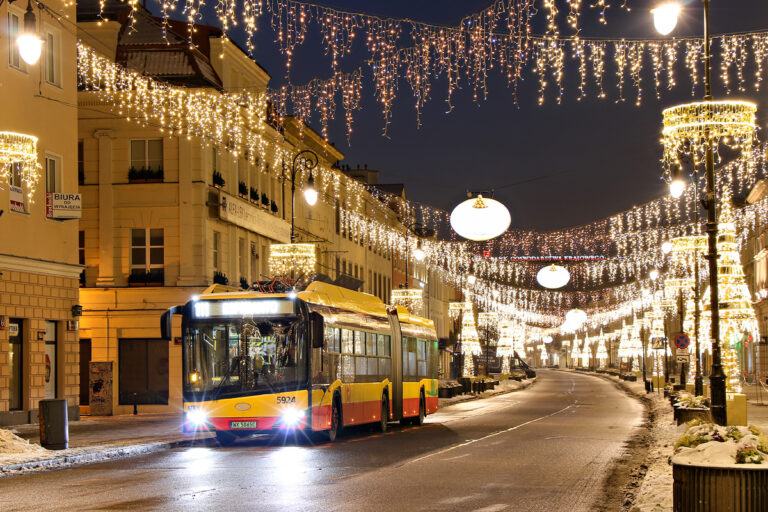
[0, 437, 211, 478]
[438, 377, 537, 408]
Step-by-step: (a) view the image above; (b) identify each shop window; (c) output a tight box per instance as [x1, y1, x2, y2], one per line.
[118, 339, 169, 405]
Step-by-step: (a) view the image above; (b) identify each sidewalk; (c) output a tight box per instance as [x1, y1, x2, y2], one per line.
[564, 369, 768, 512]
[438, 376, 537, 408]
[0, 413, 212, 477]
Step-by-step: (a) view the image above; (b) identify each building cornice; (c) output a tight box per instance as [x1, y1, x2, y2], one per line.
[0, 254, 84, 280]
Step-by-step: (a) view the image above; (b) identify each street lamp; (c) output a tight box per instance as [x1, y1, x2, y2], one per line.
[413, 240, 426, 262]
[653, 0, 728, 425]
[16, 0, 42, 65]
[651, 2, 681, 35]
[287, 149, 318, 242]
[669, 171, 686, 199]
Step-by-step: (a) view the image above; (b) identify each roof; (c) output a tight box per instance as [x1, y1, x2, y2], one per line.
[118, 48, 222, 88]
[195, 281, 434, 328]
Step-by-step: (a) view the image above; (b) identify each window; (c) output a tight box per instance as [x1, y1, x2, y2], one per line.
[213, 231, 221, 270]
[130, 140, 163, 171]
[79, 230, 86, 286]
[354, 331, 365, 355]
[250, 241, 258, 282]
[7, 9, 26, 71]
[325, 327, 340, 353]
[45, 153, 62, 193]
[130, 228, 164, 284]
[44, 26, 61, 86]
[78, 140, 84, 183]
[8, 163, 27, 214]
[238, 237, 246, 279]
[118, 339, 169, 404]
[341, 329, 353, 354]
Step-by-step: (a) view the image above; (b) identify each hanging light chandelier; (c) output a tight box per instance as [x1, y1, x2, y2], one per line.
[536, 264, 570, 289]
[450, 194, 511, 241]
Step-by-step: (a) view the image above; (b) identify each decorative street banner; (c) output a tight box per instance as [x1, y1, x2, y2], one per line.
[46, 193, 82, 219]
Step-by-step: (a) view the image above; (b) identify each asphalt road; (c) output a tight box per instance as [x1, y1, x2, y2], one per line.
[0, 370, 644, 512]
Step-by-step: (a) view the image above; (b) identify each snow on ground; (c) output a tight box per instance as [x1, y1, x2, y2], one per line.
[630, 394, 681, 512]
[0, 429, 49, 465]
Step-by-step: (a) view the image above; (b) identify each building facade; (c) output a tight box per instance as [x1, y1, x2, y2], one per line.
[0, 0, 81, 425]
[75, 5, 431, 414]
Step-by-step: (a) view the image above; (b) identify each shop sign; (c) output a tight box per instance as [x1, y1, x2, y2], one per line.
[46, 193, 82, 219]
[9, 323, 19, 337]
[219, 191, 290, 243]
[9, 185, 25, 213]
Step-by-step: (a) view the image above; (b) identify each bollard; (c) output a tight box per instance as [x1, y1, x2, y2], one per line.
[38, 399, 69, 450]
[133, 392, 138, 415]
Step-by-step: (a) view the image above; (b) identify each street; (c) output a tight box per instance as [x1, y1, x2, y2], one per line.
[0, 371, 644, 512]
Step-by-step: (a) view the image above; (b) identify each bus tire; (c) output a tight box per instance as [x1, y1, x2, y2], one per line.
[327, 396, 342, 442]
[216, 430, 238, 446]
[376, 397, 388, 433]
[412, 392, 426, 426]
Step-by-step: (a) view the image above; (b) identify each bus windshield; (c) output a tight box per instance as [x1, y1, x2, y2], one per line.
[183, 316, 306, 398]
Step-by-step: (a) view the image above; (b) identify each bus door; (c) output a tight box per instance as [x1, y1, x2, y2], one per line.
[388, 309, 404, 421]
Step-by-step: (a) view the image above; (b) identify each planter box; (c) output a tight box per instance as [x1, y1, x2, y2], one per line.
[673, 463, 768, 511]
[129, 178, 163, 184]
[674, 407, 712, 425]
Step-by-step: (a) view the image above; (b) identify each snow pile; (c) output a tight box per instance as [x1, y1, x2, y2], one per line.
[672, 392, 710, 410]
[630, 395, 679, 512]
[0, 428, 48, 461]
[673, 422, 768, 467]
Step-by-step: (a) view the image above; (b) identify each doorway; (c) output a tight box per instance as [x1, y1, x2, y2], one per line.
[79, 338, 91, 406]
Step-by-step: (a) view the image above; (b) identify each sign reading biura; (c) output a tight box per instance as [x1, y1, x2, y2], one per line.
[46, 193, 82, 219]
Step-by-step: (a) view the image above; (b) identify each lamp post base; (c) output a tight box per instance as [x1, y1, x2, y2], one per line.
[694, 374, 703, 397]
[709, 373, 727, 425]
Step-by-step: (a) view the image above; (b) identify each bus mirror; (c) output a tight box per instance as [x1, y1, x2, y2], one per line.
[310, 312, 324, 348]
[160, 305, 183, 341]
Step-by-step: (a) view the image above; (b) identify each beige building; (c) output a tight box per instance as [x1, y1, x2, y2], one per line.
[0, 0, 81, 425]
[75, 4, 427, 414]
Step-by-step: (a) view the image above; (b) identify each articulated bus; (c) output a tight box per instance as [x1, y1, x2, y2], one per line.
[161, 281, 439, 444]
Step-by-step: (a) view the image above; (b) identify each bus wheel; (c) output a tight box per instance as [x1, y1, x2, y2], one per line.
[327, 398, 341, 442]
[216, 430, 238, 446]
[412, 394, 425, 427]
[376, 398, 388, 433]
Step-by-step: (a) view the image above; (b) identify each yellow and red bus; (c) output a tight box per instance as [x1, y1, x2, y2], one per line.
[161, 281, 439, 444]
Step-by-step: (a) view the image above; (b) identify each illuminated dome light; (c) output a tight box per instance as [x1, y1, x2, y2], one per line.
[466, 274, 477, 285]
[669, 178, 686, 198]
[542, 335, 553, 344]
[450, 194, 511, 241]
[413, 240, 426, 262]
[649, 269, 659, 281]
[566, 309, 587, 328]
[303, 173, 318, 206]
[18, 33, 42, 65]
[651, 2, 681, 36]
[536, 264, 570, 289]
[661, 241, 673, 254]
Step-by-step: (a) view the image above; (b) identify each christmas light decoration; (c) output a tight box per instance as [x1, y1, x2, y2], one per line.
[497, 320, 515, 374]
[0, 132, 41, 201]
[391, 288, 425, 316]
[661, 101, 757, 183]
[268, 243, 316, 277]
[700, 202, 759, 393]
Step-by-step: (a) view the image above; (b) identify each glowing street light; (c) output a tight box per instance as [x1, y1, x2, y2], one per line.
[450, 194, 511, 241]
[303, 172, 318, 206]
[413, 240, 426, 262]
[536, 264, 570, 289]
[651, 2, 681, 36]
[669, 177, 686, 198]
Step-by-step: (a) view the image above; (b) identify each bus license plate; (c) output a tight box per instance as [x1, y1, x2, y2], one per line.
[230, 421, 258, 429]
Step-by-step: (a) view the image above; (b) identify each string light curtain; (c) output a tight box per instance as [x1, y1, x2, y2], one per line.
[0, 132, 41, 201]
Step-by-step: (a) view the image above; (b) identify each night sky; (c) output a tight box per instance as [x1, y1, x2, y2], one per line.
[168, 0, 768, 230]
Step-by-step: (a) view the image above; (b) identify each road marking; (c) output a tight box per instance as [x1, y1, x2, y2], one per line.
[398, 402, 575, 468]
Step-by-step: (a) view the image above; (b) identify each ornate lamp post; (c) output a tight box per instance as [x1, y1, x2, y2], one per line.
[653, 1, 758, 425]
[286, 149, 318, 243]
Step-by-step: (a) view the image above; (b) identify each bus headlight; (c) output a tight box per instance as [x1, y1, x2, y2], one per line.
[280, 408, 305, 427]
[187, 408, 208, 426]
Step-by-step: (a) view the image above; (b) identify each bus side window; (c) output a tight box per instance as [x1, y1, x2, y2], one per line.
[377, 334, 390, 357]
[354, 331, 365, 355]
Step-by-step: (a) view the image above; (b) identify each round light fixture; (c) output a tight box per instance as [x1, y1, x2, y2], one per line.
[566, 309, 587, 327]
[649, 269, 659, 281]
[466, 274, 477, 285]
[450, 194, 511, 241]
[18, 2, 42, 65]
[542, 335, 553, 344]
[536, 264, 570, 289]
[413, 240, 426, 262]
[661, 241, 673, 254]
[651, 2, 681, 36]
[669, 178, 685, 198]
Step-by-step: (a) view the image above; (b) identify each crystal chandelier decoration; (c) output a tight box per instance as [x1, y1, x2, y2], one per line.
[268, 243, 317, 277]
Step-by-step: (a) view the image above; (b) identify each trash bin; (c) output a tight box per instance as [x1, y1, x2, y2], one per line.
[38, 399, 69, 450]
